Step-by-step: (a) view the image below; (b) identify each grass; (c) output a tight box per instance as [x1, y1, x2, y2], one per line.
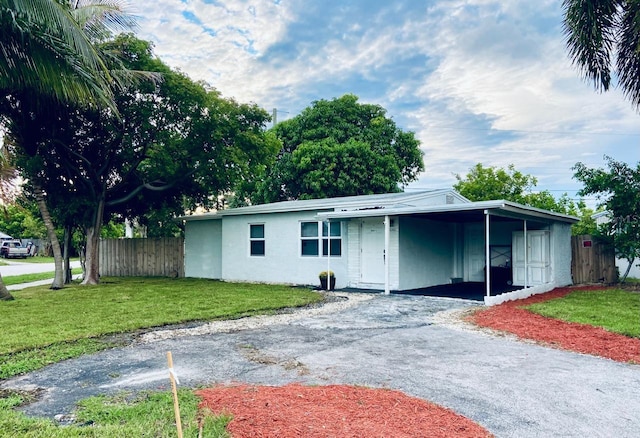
[2, 268, 83, 286]
[0, 277, 322, 377]
[0, 277, 321, 436]
[0, 388, 230, 437]
[525, 288, 640, 338]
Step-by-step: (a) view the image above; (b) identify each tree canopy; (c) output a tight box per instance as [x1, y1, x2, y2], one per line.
[454, 163, 597, 234]
[0, 0, 140, 296]
[573, 157, 640, 281]
[563, 0, 640, 109]
[11, 34, 278, 284]
[248, 94, 424, 203]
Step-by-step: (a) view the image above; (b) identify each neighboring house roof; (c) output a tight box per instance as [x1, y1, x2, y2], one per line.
[181, 189, 469, 221]
[0, 231, 13, 239]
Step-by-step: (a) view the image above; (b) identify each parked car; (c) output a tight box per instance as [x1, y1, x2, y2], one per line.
[0, 240, 29, 259]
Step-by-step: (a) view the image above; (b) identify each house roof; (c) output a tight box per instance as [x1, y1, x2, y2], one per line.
[181, 189, 465, 221]
[316, 199, 579, 224]
[180, 190, 578, 224]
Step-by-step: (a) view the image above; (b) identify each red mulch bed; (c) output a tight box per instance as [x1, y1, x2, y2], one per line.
[467, 285, 640, 363]
[197, 383, 492, 438]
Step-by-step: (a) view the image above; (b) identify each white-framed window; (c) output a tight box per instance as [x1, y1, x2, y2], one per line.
[300, 221, 341, 257]
[249, 223, 265, 256]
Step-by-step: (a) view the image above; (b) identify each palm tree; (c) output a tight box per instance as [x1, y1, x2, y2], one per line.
[1, 0, 134, 108]
[0, 143, 17, 300]
[563, 0, 640, 110]
[1, 0, 138, 290]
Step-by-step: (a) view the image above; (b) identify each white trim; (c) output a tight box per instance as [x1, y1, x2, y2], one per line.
[485, 211, 491, 297]
[484, 283, 556, 306]
[384, 215, 390, 295]
[524, 220, 528, 289]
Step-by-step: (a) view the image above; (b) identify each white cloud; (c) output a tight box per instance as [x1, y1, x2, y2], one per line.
[134, 0, 639, 196]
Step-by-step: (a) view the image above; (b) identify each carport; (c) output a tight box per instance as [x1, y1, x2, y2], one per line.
[317, 200, 577, 305]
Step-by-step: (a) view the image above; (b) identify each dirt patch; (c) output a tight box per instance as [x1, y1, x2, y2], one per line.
[237, 344, 310, 375]
[467, 285, 640, 363]
[0, 387, 45, 406]
[197, 383, 492, 438]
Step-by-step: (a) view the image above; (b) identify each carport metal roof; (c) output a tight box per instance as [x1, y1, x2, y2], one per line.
[315, 199, 578, 224]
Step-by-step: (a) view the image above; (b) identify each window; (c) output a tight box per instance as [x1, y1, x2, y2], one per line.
[301, 221, 341, 257]
[301, 221, 319, 256]
[250, 224, 265, 256]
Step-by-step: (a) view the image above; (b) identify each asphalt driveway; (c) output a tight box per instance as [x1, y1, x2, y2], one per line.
[3, 293, 639, 437]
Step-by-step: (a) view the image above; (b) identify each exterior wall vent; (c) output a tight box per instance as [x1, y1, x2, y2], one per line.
[446, 194, 454, 204]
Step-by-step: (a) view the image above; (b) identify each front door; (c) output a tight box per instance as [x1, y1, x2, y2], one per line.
[512, 230, 550, 286]
[360, 219, 385, 285]
[464, 223, 485, 282]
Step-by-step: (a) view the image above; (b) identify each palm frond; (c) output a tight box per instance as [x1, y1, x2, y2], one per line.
[616, 0, 640, 108]
[562, 0, 620, 92]
[0, 0, 138, 109]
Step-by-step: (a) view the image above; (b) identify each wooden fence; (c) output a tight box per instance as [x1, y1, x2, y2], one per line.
[99, 237, 184, 278]
[571, 235, 617, 284]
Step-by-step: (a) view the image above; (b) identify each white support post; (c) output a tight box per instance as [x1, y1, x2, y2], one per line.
[326, 220, 331, 291]
[524, 220, 528, 289]
[485, 210, 491, 297]
[384, 215, 390, 295]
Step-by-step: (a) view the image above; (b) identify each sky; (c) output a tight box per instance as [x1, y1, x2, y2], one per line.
[135, 0, 639, 206]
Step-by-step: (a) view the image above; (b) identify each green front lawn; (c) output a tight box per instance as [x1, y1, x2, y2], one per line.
[1, 277, 322, 378]
[525, 288, 640, 338]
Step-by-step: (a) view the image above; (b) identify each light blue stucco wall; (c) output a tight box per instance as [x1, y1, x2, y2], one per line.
[220, 211, 349, 288]
[550, 222, 573, 286]
[184, 219, 222, 278]
[398, 217, 455, 290]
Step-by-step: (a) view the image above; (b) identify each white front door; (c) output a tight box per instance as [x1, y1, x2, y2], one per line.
[360, 219, 385, 284]
[464, 223, 485, 282]
[512, 230, 550, 286]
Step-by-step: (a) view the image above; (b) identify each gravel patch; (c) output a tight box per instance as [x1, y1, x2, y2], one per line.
[138, 292, 375, 343]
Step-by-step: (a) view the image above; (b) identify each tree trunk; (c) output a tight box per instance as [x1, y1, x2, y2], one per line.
[63, 225, 72, 284]
[620, 257, 635, 283]
[81, 198, 104, 285]
[34, 183, 64, 289]
[0, 274, 14, 301]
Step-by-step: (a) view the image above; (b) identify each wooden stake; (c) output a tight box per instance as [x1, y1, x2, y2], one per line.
[167, 351, 183, 438]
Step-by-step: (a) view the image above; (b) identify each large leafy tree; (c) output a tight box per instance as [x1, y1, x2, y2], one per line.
[1, 0, 138, 290]
[15, 35, 278, 285]
[563, 0, 640, 109]
[248, 94, 424, 203]
[573, 157, 640, 281]
[454, 163, 597, 234]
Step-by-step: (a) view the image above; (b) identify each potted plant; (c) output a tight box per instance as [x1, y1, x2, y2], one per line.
[318, 270, 336, 290]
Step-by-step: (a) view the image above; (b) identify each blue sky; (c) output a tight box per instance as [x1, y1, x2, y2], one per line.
[136, 0, 639, 206]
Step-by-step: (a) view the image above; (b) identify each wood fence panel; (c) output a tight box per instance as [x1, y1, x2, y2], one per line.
[99, 238, 184, 278]
[571, 235, 617, 284]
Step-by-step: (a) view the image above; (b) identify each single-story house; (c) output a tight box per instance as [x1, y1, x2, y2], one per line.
[182, 189, 578, 305]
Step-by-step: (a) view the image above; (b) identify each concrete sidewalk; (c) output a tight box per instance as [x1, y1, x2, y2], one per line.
[6, 274, 84, 290]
